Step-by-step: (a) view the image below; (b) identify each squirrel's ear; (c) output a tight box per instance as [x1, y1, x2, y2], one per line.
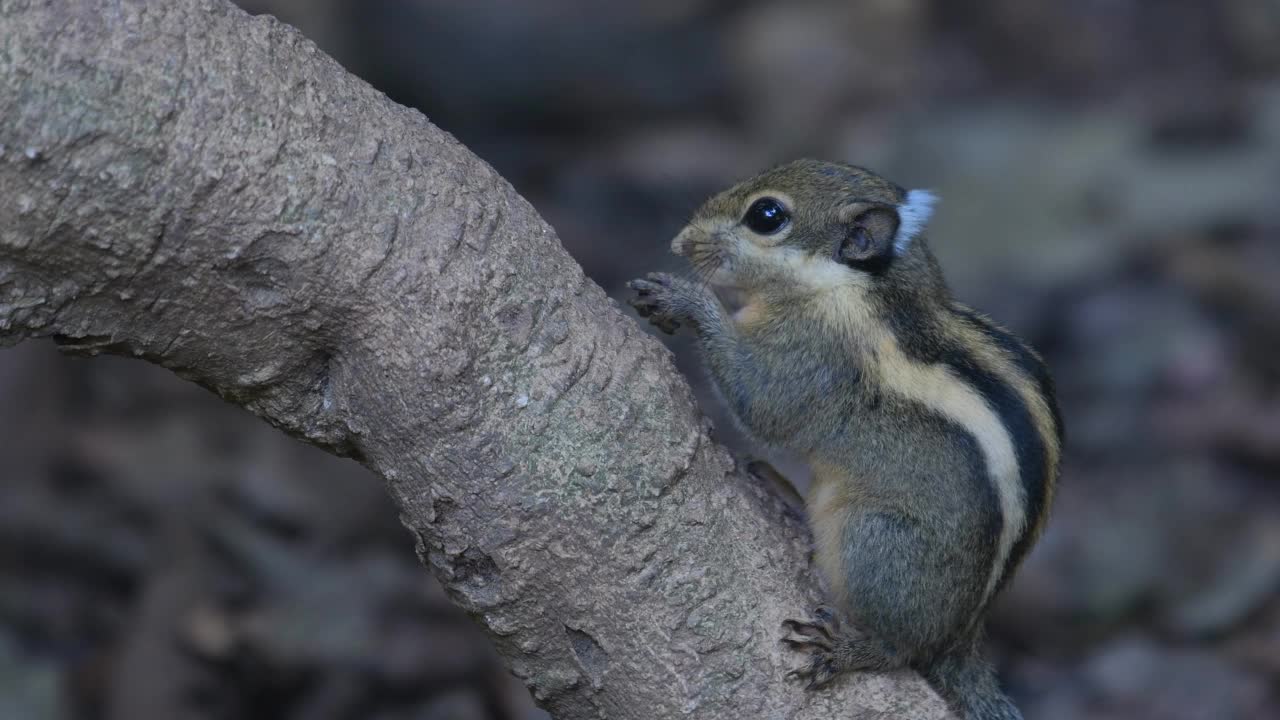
[892, 189, 937, 254]
[837, 206, 899, 266]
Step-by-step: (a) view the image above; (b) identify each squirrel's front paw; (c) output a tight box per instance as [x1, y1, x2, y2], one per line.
[627, 272, 691, 335]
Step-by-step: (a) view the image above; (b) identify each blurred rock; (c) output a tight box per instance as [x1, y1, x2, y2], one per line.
[729, 0, 924, 149]
[1026, 638, 1277, 720]
[1163, 518, 1280, 638]
[0, 632, 64, 720]
[1221, 0, 1280, 71]
[419, 691, 492, 720]
[1224, 601, 1280, 678]
[962, 0, 1138, 92]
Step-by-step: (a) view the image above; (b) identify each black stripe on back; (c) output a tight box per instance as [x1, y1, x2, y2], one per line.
[881, 294, 1050, 596]
[940, 344, 1048, 594]
[953, 305, 1064, 445]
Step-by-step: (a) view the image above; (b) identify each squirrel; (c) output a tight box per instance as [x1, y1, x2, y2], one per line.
[627, 159, 1063, 720]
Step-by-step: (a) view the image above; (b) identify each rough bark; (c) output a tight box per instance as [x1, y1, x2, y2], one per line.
[0, 1, 948, 717]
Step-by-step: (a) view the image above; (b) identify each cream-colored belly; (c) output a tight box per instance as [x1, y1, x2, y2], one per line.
[807, 468, 858, 604]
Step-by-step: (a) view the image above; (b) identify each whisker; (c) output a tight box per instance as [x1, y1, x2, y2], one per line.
[688, 253, 723, 289]
[678, 257, 709, 286]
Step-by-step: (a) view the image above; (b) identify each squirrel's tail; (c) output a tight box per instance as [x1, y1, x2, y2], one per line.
[922, 647, 1023, 720]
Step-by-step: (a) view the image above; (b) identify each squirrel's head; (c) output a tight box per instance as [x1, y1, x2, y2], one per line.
[673, 159, 940, 298]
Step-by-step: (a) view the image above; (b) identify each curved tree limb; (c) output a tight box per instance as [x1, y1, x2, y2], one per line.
[0, 1, 948, 717]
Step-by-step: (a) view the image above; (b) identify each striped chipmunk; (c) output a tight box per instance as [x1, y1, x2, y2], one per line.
[627, 159, 1063, 720]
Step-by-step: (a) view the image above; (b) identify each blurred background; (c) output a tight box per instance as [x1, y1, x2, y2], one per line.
[3, 1, 1280, 718]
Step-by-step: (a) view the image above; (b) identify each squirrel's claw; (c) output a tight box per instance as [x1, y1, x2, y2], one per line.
[782, 617, 834, 643]
[785, 654, 841, 689]
[782, 606, 849, 689]
[626, 274, 683, 334]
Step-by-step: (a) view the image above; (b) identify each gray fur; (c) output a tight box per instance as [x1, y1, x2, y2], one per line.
[629, 160, 1060, 720]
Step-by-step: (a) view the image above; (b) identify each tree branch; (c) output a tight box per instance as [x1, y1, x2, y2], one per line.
[0, 0, 948, 717]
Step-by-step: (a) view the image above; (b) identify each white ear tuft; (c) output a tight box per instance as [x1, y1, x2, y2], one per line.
[893, 189, 937, 254]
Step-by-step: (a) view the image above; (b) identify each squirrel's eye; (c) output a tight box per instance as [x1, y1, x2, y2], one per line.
[743, 197, 790, 235]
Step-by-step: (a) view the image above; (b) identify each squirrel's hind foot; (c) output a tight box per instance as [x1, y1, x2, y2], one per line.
[782, 606, 898, 689]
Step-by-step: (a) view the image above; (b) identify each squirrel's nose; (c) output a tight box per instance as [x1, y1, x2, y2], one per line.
[671, 227, 693, 256]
